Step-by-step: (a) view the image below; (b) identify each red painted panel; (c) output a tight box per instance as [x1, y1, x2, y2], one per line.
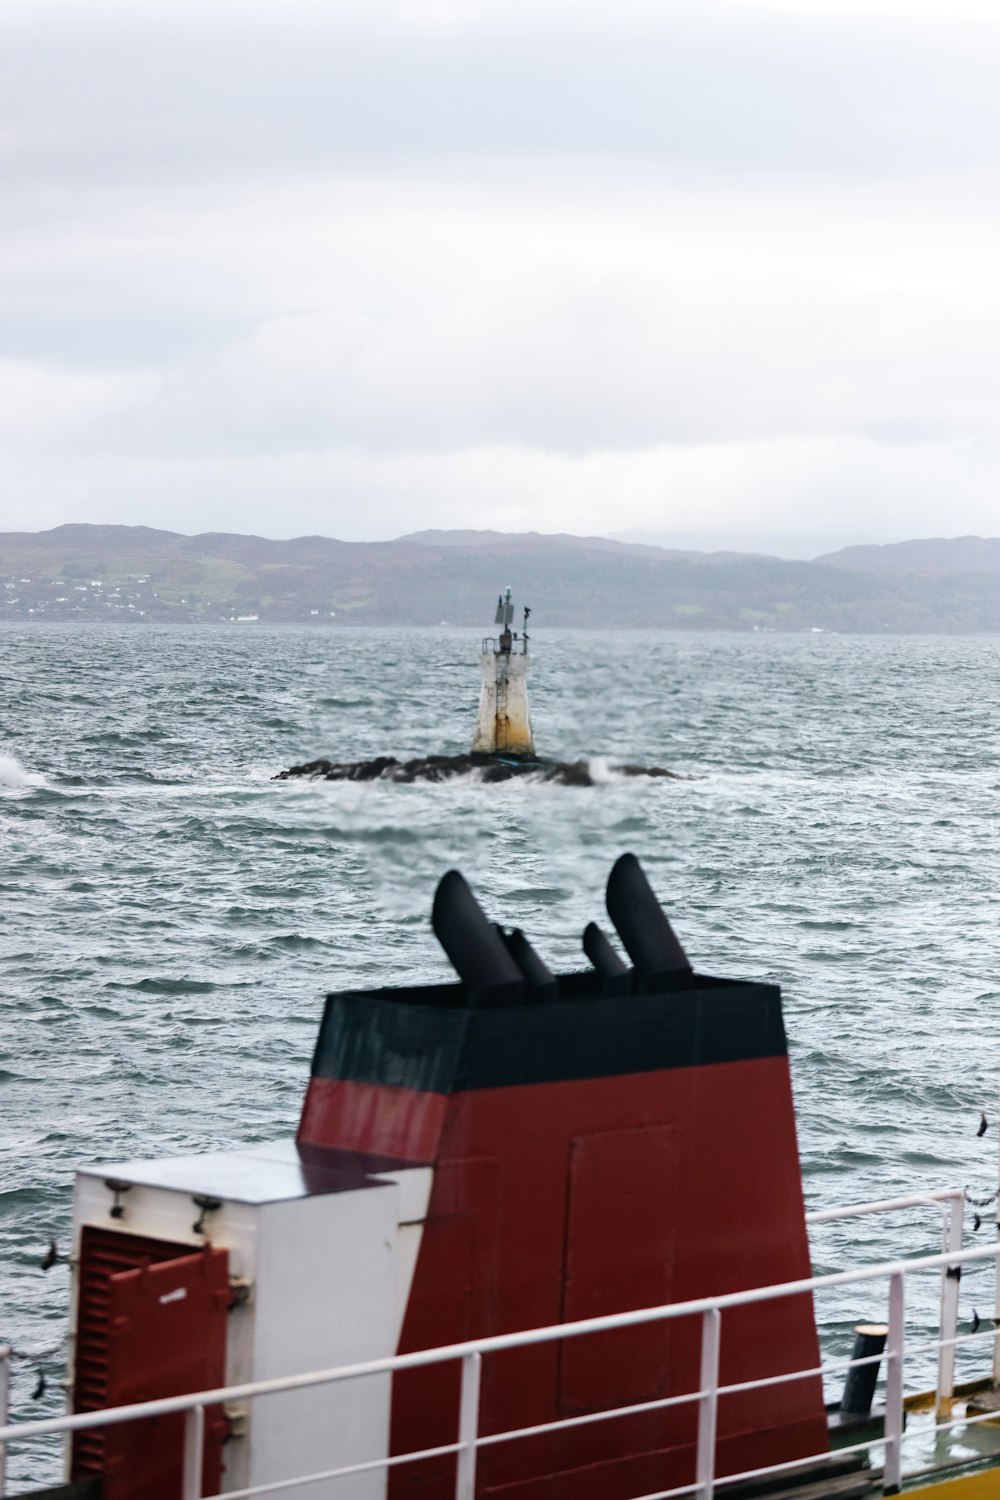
[390, 1055, 827, 1500]
[102, 1247, 230, 1500]
[298, 1076, 448, 1161]
[559, 1126, 678, 1414]
[391, 1160, 500, 1496]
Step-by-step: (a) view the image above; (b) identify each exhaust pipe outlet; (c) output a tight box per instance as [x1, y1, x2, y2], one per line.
[498, 927, 558, 1003]
[432, 870, 525, 1007]
[582, 921, 633, 996]
[605, 853, 692, 992]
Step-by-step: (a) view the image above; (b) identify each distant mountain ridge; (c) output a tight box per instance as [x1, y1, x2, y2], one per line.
[4, 525, 1000, 631]
[816, 536, 1000, 575]
[400, 528, 768, 564]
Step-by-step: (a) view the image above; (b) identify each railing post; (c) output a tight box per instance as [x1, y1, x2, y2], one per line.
[0, 1344, 11, 1500]
[181, 1405, 205, 1500]
[455, 1351, 482, 1500]
[884, 1273, 905, 1495]
[696, 1308, 721, 1500]
[936, 1196, 963, 1418]
[995, 1119, 1000, 1388]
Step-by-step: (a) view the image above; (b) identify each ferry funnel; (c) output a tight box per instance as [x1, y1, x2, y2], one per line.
[295, 857, 827, 1500]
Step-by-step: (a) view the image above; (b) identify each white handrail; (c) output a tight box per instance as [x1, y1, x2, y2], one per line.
[2, 1232, 997, 1500]
[5, 1235, 996, 1447]
[805, 1188, 965, 1224]
[806, 1185, 967, 1415]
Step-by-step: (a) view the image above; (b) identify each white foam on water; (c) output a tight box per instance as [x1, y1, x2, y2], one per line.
[585, 755, 625, 785]
[0, 752, 45, 790]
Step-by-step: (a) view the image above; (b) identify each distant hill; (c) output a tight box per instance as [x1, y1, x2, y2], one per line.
[398, 529, 753, 563]
[4, 524, 1000, 632]
[817, 536, 1000, 575]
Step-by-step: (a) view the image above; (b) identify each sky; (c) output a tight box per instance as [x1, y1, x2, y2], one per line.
[3, 0, 1000, 556]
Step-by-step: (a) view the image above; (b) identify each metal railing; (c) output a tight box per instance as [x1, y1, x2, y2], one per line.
[804, 1187, 966, 1417]
[0, 1199, 996, 1500]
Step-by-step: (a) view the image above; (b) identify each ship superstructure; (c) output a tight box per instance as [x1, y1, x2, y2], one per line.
[3, 860, 1000, 1500]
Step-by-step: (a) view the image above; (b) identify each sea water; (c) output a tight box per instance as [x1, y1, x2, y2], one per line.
[2, 624, 1000, 1484]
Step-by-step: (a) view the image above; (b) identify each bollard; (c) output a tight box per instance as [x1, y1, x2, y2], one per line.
[841, 1322, 889, 1417]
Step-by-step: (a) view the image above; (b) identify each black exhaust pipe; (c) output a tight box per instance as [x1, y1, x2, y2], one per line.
[498, 927, 558, 1003]
[605, 853, 692, 992]
[582, 922, 633, 996]
[432, 870, 525, 1007]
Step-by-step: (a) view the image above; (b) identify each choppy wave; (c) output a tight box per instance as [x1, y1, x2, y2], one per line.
[0, 752, 46, 790]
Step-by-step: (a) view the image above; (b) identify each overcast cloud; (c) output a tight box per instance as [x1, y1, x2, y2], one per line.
[3, 0, 1000, 552]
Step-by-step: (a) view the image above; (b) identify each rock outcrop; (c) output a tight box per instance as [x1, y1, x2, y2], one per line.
[274, 754, 680, 787]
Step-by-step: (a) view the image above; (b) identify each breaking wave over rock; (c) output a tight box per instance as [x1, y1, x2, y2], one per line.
[274, 753, 682, 787]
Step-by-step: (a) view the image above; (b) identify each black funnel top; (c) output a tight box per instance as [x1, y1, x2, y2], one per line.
[432, 870, 525, 1007]
[605, 854, 692, 992]
[499, 927, 558, 1003]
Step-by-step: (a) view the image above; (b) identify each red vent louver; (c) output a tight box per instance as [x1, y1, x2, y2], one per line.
[71, 1226, 196, 1480]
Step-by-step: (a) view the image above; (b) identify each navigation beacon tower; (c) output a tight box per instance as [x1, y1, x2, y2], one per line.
[470, 587, 534, 757]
